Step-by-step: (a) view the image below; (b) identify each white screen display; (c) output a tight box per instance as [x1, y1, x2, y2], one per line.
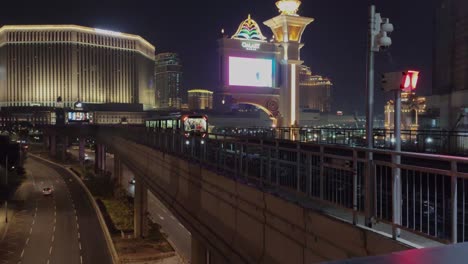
[229, 57, 273, 87]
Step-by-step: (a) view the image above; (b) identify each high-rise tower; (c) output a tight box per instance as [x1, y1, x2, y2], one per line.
[155, 53, 183, 109]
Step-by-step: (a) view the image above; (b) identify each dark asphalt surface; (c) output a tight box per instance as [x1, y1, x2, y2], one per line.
[0, 155, 112, 264]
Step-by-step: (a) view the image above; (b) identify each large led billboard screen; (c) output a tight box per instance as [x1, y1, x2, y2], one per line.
[229, 57, 273, 87]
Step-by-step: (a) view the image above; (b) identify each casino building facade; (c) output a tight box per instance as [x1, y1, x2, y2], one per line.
[0, 25, 156, 109]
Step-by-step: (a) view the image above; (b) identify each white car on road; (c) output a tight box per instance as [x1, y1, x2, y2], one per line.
[42, 187, 53, 196]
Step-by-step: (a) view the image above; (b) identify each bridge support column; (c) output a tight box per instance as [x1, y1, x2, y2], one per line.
[59, 136, 68, 161]
[49, 136, 57, 157]
[94, 144, 99, 173]
[43, 135, 50, 151]
[100, 145, 107, 173]
[134, 178, 148, 238]
[113, 154, 122, 186]
[79, 138, 86, 165]
[191, 236, 208, 264]
[94, 144, 107, 174]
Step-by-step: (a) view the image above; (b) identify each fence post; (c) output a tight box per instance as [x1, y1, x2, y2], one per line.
[296, 143, 301, 192]
[239, 144, 243, 179]
[275, 141, 280, 187]
[307, 153, 312, 196]
[319, 145, 325, 200]
[353, 150, 358, 225]
[244, 145, 249, 180]
[451, 160, 458, 244]
[365, 150, 375, 227]
[267, 145, 272, 184]
[260, 140, 264, 184]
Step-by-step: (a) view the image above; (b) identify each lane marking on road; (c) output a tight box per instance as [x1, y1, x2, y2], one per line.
[49, 246, 53, 255]
[20, 249, 24, 258]
[158, 214, 165, 220]
[80, 255, 83, 264]
[25, 238, 29, 245]
[32, 219, 35, 225]
[79, 242, 82, 251]
[178, 223, 184, 228]
[29, 228, 33, 234]
[170, 215, 176, 220]
[78, 232, 80, 239]
[46, 259, 50, 264]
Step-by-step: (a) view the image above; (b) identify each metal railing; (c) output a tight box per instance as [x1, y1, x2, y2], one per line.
[212, 127, 468, 156]
[92, 126, 468, 243]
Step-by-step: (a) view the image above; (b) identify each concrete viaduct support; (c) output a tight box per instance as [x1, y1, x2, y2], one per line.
[94, 144, 107, 174]
[79, 137, 86, 165]
[49, 135, 56, 157]
[134, 177, 148, 238]
[113, 154, 123, 186]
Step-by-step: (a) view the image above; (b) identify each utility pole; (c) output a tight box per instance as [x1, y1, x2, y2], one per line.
[365, 5, 393, 227]
[393, 89, 401, 238]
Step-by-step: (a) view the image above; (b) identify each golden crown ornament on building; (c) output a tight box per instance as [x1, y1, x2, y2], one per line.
[276, 0, 301, 15]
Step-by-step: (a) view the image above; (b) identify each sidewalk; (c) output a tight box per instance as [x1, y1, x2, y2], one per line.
[0, 206, 13, 241]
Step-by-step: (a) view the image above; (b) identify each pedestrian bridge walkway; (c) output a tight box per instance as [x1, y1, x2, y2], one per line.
[41, 125, 468, 263]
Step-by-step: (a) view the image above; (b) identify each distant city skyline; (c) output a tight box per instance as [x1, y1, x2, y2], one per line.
[1, 0, 435, 114]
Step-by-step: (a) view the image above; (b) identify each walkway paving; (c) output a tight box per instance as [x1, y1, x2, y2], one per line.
[270, 188, 445, 249]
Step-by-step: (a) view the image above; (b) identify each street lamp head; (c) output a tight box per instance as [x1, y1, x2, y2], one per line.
[276, 0, 301, 15]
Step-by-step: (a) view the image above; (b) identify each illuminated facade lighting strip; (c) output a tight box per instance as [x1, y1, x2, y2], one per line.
[0, 25, 154, 51]
[291, 64, 296, 125]
[0, 41, 154, 61]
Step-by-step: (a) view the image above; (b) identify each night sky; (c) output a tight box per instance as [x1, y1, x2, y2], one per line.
[1, 0, 436, 115]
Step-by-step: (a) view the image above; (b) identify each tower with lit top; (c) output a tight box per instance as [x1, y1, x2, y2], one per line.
[264, 0, 314, 126]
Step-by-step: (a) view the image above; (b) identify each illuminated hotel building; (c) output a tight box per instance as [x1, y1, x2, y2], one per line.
[188, 89, 213, 110]
[0, 25, 156, 109]
[216, 0, 314, 127]
[299, 65, 332, 113]
[384, 92, 427, 130]
[155, 52, 183, 109]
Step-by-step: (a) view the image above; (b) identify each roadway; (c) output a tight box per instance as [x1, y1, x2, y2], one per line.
[0, 155, 112, 264]
[68, 146, 191, 261]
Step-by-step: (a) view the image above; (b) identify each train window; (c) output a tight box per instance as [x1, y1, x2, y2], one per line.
[184, 117, 207, 133]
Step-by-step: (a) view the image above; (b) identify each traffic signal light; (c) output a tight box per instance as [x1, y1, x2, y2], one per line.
[401, 70, 419, 92]
[381, 70, 420, 92]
